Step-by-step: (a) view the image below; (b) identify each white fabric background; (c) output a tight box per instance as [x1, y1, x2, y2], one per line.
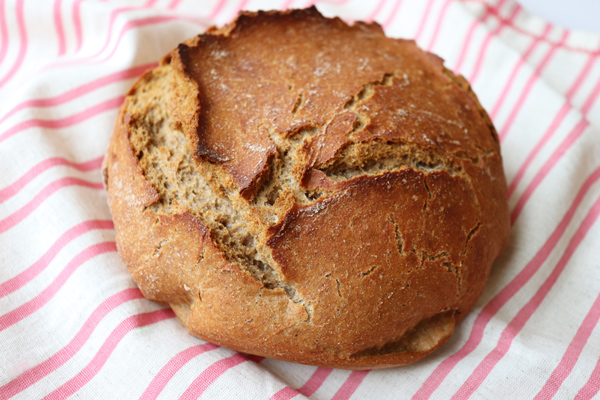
[1, 0, 599, 399]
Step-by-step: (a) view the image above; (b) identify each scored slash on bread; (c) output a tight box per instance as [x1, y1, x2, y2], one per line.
[102, 7, 510, 369]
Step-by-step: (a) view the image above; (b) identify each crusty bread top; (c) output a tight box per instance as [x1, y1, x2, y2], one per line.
[104, 7, 510, 369]
[167, 7, 498, 203]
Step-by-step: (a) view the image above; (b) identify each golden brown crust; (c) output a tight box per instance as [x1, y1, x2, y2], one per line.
[102, 7, 510, 369]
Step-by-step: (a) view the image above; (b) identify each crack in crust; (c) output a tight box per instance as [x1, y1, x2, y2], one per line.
[361, 265, 380, 277]
[319, 140, 457, 179]
[336, 278, 343, 298]
[386, 214, 404, 255]
[153, 239, 169, 257]
[464, 222, 481, 255]
[291, 92, 305, 117]
[317, 140, 482, 215]
[128, 66, 313, 322]
[343, 72, 394, 110]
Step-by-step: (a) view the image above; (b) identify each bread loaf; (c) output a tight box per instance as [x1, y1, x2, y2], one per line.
[102, 7, 510, 369]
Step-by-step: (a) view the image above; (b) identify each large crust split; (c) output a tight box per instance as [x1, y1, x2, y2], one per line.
[102, 7, 510, 369]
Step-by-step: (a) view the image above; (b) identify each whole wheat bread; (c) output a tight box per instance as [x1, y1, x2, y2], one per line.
[102, 7, 510, 369]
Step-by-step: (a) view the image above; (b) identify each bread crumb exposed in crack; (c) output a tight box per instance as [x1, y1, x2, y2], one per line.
[128, 66, 312, 320]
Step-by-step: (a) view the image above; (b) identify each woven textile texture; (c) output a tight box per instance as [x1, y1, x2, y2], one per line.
[1, 0, 600, 399]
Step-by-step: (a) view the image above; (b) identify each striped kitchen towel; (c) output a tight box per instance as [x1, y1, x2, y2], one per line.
[1, 0, 599, 399]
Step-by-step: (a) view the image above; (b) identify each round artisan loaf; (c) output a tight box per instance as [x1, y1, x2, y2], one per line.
[102, 7, 510, 369]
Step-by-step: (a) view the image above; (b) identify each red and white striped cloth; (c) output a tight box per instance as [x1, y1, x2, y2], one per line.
[1, 0, 599, 398]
